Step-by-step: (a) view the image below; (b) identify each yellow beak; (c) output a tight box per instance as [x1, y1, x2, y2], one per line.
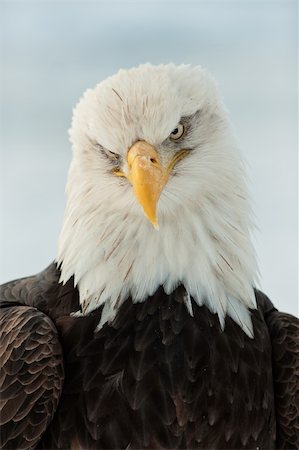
[126, 141, 167, 228]
[115, 140, 188, 228]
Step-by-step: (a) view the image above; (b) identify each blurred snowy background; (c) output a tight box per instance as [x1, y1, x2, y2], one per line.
[1, 1, 297, 315]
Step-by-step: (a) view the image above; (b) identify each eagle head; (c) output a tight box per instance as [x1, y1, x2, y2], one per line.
[57, 64, 258, 336]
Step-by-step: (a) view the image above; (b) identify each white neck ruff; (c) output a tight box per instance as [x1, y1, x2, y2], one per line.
[57, 165, 258, 337]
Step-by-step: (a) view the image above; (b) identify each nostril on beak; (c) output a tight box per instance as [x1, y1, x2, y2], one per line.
[150, 157, 157, 164]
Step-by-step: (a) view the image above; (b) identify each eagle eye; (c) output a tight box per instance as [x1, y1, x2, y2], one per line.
[169, 123, 185, 141]
[105, 150, 120, 161]
[94, 141, 120, 162]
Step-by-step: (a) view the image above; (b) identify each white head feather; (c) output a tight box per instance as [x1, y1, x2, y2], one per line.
[57, 63, 258, 337]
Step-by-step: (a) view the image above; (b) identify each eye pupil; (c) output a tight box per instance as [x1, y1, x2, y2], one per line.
[172, 128, 178, 134]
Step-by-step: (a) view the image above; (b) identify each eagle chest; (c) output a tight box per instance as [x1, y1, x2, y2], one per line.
[48, 292, 276, 450]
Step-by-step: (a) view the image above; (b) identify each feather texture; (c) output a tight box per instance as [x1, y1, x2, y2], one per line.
[0, 304, 64, 450]
[264, 300, 299, 449]
[1, 264, 298, 449]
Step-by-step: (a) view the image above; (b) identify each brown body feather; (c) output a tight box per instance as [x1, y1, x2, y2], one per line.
[0, 263, 298, 449]
[0, 305, 64, 449]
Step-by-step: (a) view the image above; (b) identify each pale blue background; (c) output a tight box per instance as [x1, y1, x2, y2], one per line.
[1, 1, 298, 315]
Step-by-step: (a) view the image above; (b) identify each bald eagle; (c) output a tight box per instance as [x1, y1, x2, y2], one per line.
[0, 64, 298, 450]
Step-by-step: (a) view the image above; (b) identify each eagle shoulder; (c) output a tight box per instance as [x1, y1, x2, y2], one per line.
[0, 305, 64, 450]
[0, 263, 79, 449]
[256, 289, 299, 449]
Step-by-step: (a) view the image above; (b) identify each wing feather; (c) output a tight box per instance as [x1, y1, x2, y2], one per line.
[265, 308, 299, 449]
[0, 306, 64, 450]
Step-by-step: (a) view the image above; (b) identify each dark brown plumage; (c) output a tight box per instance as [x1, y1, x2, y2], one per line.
[0, 305, 64, 450]
[0, 263, 298, 449]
